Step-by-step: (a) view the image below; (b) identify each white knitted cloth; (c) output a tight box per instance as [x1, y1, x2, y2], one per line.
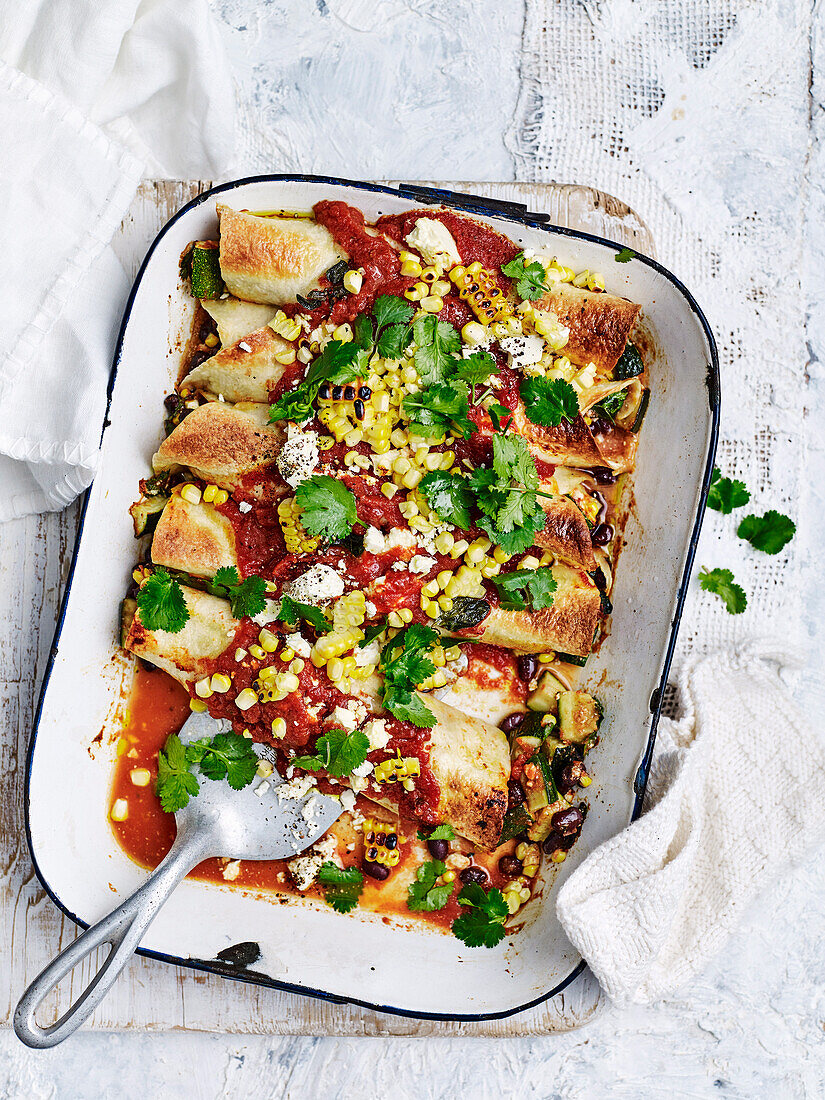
[508, 0, 822, 1001]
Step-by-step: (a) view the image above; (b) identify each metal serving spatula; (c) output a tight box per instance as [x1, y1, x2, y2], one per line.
[15, 711, 342, 1048]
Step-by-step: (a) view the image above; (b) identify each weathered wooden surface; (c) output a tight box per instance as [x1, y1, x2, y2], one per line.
[0, 179, 653, 1036]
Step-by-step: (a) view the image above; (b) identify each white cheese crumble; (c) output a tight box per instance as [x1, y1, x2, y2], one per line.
[364, 526, 385, 553]
[340, 788, 357, 812]
[363, 526, 417, 555]
[363, 718, 391, 751]
[332, 705, 358, 731]
[283, 564, 344, 605]
[355, 640, 380, 667]
[251, 599, 280, 626]
[221, 860, 241, 881]
[275, 773, 317, 802]
[409, 554, 436, 575]
[288, 633, 312, 658]
[351, 760, 373, 778]
[276, 424, 320, 489]
[500, 335, 545, 369]
[238, 341, 252, 352]
[287, 834, 340, 891]
[405, 218, 462, 268]
[238, 501, 252, 513]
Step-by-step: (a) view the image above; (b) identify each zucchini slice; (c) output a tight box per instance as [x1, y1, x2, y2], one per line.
[526, 670, 567, 713]
[613, 342, 644, 380]
[188, 243, 224, 300]
[129, 494, 169, 537]
[557, 691, 603, 743]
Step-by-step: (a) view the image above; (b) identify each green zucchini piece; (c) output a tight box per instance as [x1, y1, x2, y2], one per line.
[557, 692, 603, 743]
[554, 651, 588, 667]
[526, 670, 567, 713]
[189, 243, 223, 299]
[511, 734, 542, 762]
[437, 596, 490, 632]
[613, 342, 644, 380]
[129, 494, 169, 538]
[120, 597, 137, 648]
[499, 804, 532, 844]
[629, 387, 650, 433]
[592, 389, 627, 423]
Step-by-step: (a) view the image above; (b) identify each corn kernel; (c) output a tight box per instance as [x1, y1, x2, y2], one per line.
[256, 759, 274, 779]
[110, 798, 129, 822]
[235, 688, 259, 711]
[327, 658, 345, 681]
[550, 850, 567, 864]
[493, 545, 511, 564]
[271, 717, 287, 739]
[343, 269, 363, 294]
[189, 697, 208, 713]
[381, 482, 399, 499]
[202, 484, 217, 503]
[442, 869, 456, 883]
[204, 332, 219, 348]
[400, 260, 422, 278]
[210, 673, 232, 694]
[399, 608, 414, 624]
[538, 652, 555, 663]
[278, 672, 300, 692]
[401, 468, 422, 489]
[461, 321, 488, 346]
[434, 531, 455, 554]
[437, 596, 453, 611]
[333, 323, 353, 342]
[180, 483, 201, 505]
[388, 611, 404, 629]
[259, 628, 279, 653]
[130, 768, 151, 787]
[424, 600, 439, 618]
[445, 646, 461, 662]
[249, 644, 266, 660]
[213, 489, 229, 506]
[420, 295, 443, 313]
[422, 580, 439, 598]
[404, 285, 424, 302]
[195, 677, 213, 699]
[279, 647, 295, 662]
[432, 279, 451, 296]
[289, 659, 305, 674]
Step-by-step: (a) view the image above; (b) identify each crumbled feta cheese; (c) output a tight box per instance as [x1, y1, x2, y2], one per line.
[238, 501, 252, 513]
[238, 341, 252, 352]
[275, 773, 317, 801]
[355, 640, 380, 666]
[391, 561, 407, 571]
[302, 795, 319, 822]
[340, 789, 357, 812]
[365, 600, 377, 617]
[222, 860, 241, 881]
[332, 705, 358, 731]
[351, 760, 373, 778]
[405, 218, 462, 268]
[349, 775, 368, 792]
[364, 526, 385, 553]
[409, 554, 436, 575]
[363, 718, 391, 751]
[254, 781, 270, 796]
[500, 335, 545, 369]
[288, 634, 312, 658]
[276, 425, 320, 489]
[251, 599, 280, 626]
[283, 564, 344, 604]
[287, 834, 340, 891]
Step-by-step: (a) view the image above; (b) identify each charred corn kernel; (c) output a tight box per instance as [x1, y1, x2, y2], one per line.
[439, 450, 455, 470]
[130, 768, 151, 787]
[424, 600, 439, 618]
[400, 259, 422, 278]
[442, 869, 456, 883]
[538, 652, 556, 663]
[455, 264, 512, 324]
[268, 311, 302, 341]
[249, 644, 266, 660]
[388, 611, 404, 629]
[204, 332, 219, 348]
[278, 496, 320, 554]
[259, 628, 279, 653]
[461, 321, 489, 345]
[195, 677, 213, 699]
[445, 645, 461, 662]
[327, 658, 344, 681]
[343, 269, 363, 294]
[399, 608, 414, 624]
[420, 265, 438, 283]
[189, 698, 208, 713]
[256, 759, 274, 778]
[493, 545, 511, 564]
[404, 284, 425, 302]
[420, 295, 443, 313]
[374, 755, 421, 784]
[203, 484, 218, 503]
[333, 323, 353, 342]
[271, 717, 287, 739]
[110, 798, 129, 822]
[213, 489, 229, 506]
[210, 673, 232, 694]
[434, 531, 455, 554]
[235, 688, 259, 711]
[180, 483, 201, 505]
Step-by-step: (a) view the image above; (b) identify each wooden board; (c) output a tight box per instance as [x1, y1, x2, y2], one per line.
[0, 179, 653, 1037]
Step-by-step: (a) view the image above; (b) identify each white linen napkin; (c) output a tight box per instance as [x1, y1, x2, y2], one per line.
[557, 642, 825, 1004]
[0, 0, 235, 522]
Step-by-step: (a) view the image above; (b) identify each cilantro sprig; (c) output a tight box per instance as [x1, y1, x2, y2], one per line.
[268, 340, 366, 423]
[279, 594, 332, 634]
[520, 376, 579, 428]
[737, 511, 795, 555]
[379, 624, 439, 728]
[354, 294, 415, 361]
[412, 316, 462, 384]
[295, 475, 361, 541]
[501, 252, 548, 301]
[156, 731, 259, 813]
[451, 883, 509, 948]
[317, 863, 364, 913]
[407, 860, 452, 912]
[707, 467, 750, 514]
[402, 379, 476, 440]
[291, 727, 370, 778]
[698, 567, 747, 615]
[418, 470, 473, 530]
[493, 567, 558, 611]
[417, 824, 455, 841]
[208, 566, 267, 620]
[136, 568, 190, 634]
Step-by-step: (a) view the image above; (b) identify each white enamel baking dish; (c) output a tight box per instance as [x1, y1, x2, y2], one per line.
[25, 177, 719, 1021]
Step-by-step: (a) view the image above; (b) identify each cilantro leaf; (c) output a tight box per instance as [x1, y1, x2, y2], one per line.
[467, 436, 547, 554]
[383, 686, 438, 728]
[520, 376, 579, 428]
[492, 434, 538, 488]
[291, 727, 370, 778]
[707, 467, 751, 514]
[493, 567, 558, 611]
[698, 567, 747, 614]
[359, 619, 388, 647]
[417, 824, 455, 841]
[488, 403, 514, 431]
[451, 883, 509, 948]
[295, 475, 360, 541]
[156, 734, 200, 812]
[736, 511, 795, 554]
[317, 862, 363, 913]
[615, 247, 635, 263]
[379, 625, 439, 727]
[402, 380, 476, 440]
[372, 294, 414, 331]
[137, 568, 190, 633]
[268, 340, 365, 424]
[412, 316, 461, 384]
[457, 350, 498, 387]
[209, 566, 267, 620]
[407, 860, 452, 912]
[480, 508, 547, 557]
[501, 252, 547, 301]
[377, 323, 412, 360]
[419, 470, 473, 530]
[352, 312, 374, 350]
[279, 594, 332, 634]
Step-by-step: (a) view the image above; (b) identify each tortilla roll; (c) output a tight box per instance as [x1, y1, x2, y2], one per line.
[217, 204, 345, 305]
[538, 282, 641, 374]
[151, 495, 237, 578]
[535, 494, 596, 570]
[124, 584, 509, 848]
[201, 298, 277, 347]
[153, 402, 284, 490]
[489, 403, 636, 473]
[183, 326, 294, 404]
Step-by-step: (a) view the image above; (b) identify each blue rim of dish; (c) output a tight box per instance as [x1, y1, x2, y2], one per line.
[23, 174, 720, 1024]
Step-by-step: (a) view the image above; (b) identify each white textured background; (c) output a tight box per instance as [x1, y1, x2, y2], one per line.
[3, 0, 824, 1095]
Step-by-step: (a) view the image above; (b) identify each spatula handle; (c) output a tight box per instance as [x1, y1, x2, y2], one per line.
[14, 828, 211, 1048]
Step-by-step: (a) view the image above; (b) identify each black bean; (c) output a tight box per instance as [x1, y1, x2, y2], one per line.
[498, 855, 524, 879]
[163, 393, 180, 411]
[427, 838, 449, 860]
[358, 386, 372, 399]
[587, 467, 617, 485]
[551, 807, 584, 835]
[459, 866, 488, 886]
[516, 654, 537, 682]
[353, 399, 365, 420]
[542, 831, 576, 854]
[558, 763, 583, 793]
[591, 523, 614, 546]
[500, 712, 526, 734]
[507, 779, 526, 809]
[332, 385, 344, 400]
[363, 861, 390, 881]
